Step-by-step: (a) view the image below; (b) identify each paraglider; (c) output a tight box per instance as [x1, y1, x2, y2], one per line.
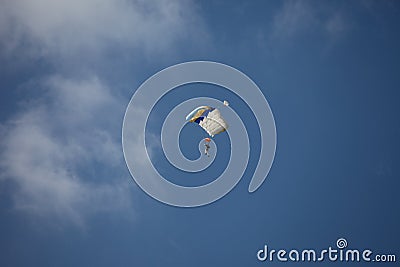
[185, 106, 229, 137]
[185, 101, 229, 156]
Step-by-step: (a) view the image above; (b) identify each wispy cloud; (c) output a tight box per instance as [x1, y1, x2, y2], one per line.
[270, 0, 351, 42]
[324, 12, 349, 41]
[0, 0, 204, 227]
[0, 0, 205, 62]
[0, 76, 131, 227]
[271, 0, 317, 39]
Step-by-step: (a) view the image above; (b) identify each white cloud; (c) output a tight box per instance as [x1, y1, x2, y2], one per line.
[0, 0, 204, 228]
[0, 76, 132, 227]
[0, 0, 204, 60]
[271, 0, 317, 39]
[325, 12, 349, 40]
[270, 0, 350, 42]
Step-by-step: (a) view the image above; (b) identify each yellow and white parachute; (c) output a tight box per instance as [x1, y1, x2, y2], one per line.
[185, 105, 229, 137]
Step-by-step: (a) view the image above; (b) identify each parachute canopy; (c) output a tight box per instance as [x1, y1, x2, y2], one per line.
[186, 105, 229, 137]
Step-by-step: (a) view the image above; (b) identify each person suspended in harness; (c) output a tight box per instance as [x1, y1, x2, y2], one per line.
[204, 143, 210, 157]
[204, 137, 211, 157]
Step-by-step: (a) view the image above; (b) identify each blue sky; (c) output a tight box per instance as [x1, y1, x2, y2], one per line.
[0, 0, 399, 266]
